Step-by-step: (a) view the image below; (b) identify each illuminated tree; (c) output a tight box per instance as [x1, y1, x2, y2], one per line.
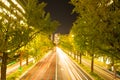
[59, 34, 73, 55]
[0, 0, 59, 79]
[27, 33, 54, 61]
[70, 0, 120, 74]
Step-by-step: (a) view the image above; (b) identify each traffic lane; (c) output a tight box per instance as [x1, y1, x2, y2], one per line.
[20, 51, 56, 80]
[82, 59, 120, 80]
[57, 51, 72, 80]
[69, 59, 92, 80]
[70, 52, 120, 80]
[56, 47, 92, 80]
[65, 54, 92, 80]
[41, 52, 56, 80]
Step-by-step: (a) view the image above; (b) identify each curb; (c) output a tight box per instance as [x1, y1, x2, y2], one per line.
[66, 54, 94, 80]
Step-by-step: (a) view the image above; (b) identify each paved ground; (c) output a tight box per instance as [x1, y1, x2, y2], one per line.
[20, 51, 56, 80]
[20, 47, 92, 80]
[70, 53, 120, 80]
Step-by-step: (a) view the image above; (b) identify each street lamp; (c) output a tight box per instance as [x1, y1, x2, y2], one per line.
[72, 34, 74, 38]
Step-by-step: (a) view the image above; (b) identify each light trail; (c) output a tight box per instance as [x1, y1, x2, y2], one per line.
[20, 48, 92, 80]
[56, 47, 92, 80]
[20, 51, 56, 80]
[55, 47, 58, 80]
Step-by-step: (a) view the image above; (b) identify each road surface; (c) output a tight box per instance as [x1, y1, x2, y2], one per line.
[56, 47, 92, 80]
[82, 58, 120, 80]
[20, 51, 56, 80]
[70, 53, 120, 80]
[20, 47, 92, 80]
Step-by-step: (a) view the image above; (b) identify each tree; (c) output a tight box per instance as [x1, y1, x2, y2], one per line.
[70, 0, 120, 73]
[0, 0, 59, 79]
[59, 34, 73, 55]
[97, 1, 120, 77]
[27, 33, 54, 61]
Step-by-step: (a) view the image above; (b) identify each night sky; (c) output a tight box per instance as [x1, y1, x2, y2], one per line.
[39, 0, 77, 34]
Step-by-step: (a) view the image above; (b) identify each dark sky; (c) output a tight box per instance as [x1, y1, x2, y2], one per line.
[39, 0, 77, 34]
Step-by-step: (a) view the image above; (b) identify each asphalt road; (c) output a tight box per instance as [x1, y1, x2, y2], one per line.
[20, 51, 56, 80]
[20, 47, 92, 80]
[82, 58, 120, 80]
[56, 47, 92, 80]
[70, 52, 120, 80]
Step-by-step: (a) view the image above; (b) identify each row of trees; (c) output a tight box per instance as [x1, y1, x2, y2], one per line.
[59, 0, 120, 79]
[18, 33, 54, 67]
[26, 33, 54, 61]
[0, 0, 60, 80]
[70, 0, 120, 78]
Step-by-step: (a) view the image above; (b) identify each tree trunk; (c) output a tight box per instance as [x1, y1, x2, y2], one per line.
[91, 53, 94, 72]
[74, 53, 76, 59]
[77, 52, 78, 61]
[111, 58, 116, 79]
[26, 54, 29, 65]
[113, 65, 116, 79]
[79, 52, 82, 64]
[20, 51, 23, 67]
[1, 52, 8, 80]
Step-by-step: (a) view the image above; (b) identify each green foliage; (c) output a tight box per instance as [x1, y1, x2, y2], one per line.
[0, 0, 59, 54]
[0, 0, 59, 79]
[23, 0, 60, 34]
[70, 0, 120, 59]
[24, 0, 46, 28]
[7, 63, 33, 79]
[40, 13, 60, 34]
[26, 34, 53, 60]
[59, 34, 73, 51]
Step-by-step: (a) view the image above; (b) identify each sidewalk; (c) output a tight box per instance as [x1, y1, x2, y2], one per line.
[0, 50, 53, 79]
[69, 53, 120, 80]
[0, 58, 34, 79]
[6, 58, 34, 75]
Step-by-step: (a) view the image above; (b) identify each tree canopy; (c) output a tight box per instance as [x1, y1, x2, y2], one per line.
[70, 0, 120, 60]
[70, 0, 120, 73]
[0, 0, 60, 79]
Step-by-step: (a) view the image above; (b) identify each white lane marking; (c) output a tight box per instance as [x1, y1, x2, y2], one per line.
[57, 47, 89, 80]
[64, 52, 89, 80]
[63, 53, 83, 80]
[56, 47, 76, 80]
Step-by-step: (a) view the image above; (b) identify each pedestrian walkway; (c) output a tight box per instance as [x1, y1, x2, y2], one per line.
[69, 53, 120, 80]
[7, 58, 34, 75]
[0, 58, 34, 79]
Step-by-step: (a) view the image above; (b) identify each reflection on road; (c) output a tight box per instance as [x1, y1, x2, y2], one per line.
[56, 47, 92, 80]
[20, 47, 92, 80]
[20, 51, 56, 80]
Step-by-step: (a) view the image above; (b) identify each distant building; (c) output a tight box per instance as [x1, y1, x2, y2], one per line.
[54, 33, 59, 45]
